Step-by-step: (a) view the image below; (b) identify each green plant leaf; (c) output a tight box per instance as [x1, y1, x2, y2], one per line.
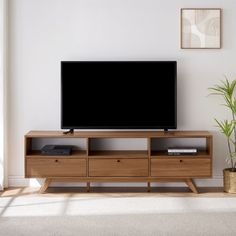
[209, 78, 236, 99]
[214, 119, 234, 138]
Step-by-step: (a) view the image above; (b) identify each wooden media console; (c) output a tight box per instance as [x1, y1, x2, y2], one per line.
[24, 131, 213, 193]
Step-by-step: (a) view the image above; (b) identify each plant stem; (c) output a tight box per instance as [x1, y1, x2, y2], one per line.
[232, 112, 236, 170]
[227, 137, 234, 169]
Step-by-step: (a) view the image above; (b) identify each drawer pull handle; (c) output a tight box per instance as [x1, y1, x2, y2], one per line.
[179, 160, 183, 163]
[55, 160, 59, 163]
[117, 160, 121, 163]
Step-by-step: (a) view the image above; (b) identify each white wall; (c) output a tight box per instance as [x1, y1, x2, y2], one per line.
[0, 0, 7, 190]
[8, 0, 236, 187]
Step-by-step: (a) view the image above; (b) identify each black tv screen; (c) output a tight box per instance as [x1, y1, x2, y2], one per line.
[61, 61, 177, 130]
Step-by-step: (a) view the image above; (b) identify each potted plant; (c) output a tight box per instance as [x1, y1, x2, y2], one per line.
[209, 78, 236, 193]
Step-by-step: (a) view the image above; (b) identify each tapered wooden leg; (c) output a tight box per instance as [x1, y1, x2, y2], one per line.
[39, 178, 52, 193]
[86, 182, 90, 192]
[147, 182, 151, 192]
[185, 178, 198, 194]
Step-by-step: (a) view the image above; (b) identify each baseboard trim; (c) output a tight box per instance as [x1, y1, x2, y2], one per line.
[8, 175, 223, 188]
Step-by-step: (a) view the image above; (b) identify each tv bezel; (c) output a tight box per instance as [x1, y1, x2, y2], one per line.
[61, 61, 177, 130]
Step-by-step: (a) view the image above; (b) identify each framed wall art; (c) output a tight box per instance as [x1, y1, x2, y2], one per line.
[181, 8, 221, 49]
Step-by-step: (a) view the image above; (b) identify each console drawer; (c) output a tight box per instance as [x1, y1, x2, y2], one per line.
[151, 158, 211, 177]
[26, 158, 86, 177]
[89, 158, 148, 177]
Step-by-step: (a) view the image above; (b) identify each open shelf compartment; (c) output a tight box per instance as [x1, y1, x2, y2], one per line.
[150, 137, 212, 158]
[25, 137, 88, 158]
[87, 138, 148, 158]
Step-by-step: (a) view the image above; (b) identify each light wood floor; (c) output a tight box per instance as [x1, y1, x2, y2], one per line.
[1, 187, 235, 198]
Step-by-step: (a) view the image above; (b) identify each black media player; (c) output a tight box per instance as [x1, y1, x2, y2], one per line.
[41, 145, 73, 156]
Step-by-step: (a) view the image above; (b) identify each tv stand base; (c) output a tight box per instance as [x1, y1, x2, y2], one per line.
[39, 178, 198, 194]
[63, 129, 74, 134]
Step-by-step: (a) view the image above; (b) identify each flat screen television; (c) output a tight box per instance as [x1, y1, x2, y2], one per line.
[61, 61, 177, 130]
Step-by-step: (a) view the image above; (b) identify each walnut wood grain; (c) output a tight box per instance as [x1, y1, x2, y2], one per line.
[26, 158, 86, 177]
[89, 158, 148, 177]
[25, 130, 212, 138]
[151, 158, 211, 177]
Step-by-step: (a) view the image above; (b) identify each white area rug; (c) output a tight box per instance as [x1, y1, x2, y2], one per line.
[0, 195, 236, 236]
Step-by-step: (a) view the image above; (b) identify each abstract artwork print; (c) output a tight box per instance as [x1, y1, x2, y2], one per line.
[181, 8, 221, 49]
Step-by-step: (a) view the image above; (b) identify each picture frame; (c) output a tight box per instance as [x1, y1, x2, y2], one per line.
[180, 8, 222, 49]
